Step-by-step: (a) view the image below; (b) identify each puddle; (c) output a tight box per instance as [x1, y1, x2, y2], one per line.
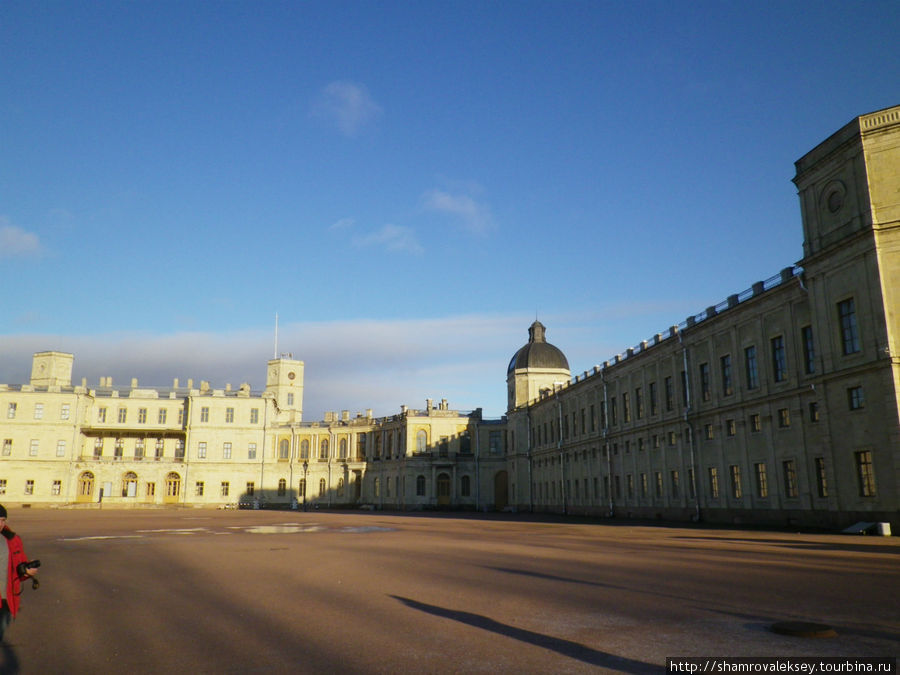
[242, 524, 324, 534]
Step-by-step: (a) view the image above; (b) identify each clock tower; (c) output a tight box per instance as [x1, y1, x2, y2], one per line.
[265, 355, 304, 419]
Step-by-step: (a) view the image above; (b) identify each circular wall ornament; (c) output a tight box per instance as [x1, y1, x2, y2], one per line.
[288, 371, 295, 380]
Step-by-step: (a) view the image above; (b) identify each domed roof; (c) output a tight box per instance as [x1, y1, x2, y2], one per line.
[507, 321, 569, 375]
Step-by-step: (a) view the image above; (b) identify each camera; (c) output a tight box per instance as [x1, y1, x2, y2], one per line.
[16, 559, 40, 577]
[16, 559, 40, 590]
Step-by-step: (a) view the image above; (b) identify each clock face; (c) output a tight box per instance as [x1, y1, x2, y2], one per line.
[288, 371, 295, 380]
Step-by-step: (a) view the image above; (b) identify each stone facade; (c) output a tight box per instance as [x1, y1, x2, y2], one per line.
[1, 105, 898, 528]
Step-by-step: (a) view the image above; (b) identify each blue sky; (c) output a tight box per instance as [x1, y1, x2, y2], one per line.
[2, 1, 898, 419]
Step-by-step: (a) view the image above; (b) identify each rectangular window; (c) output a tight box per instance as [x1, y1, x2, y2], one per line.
[51, 480, 61, 496]
[0, 479, 6, 494]
[809, 401, 819, 422]
[200, 407, 209, 423]
[699, 363, 711, 402]
[680, 370, 689, 407]
[94, 438, 103, 459]
[744, 346, 759, 389]
[246, 481, 255, 496]
[248, 442, 257, 460]
[250, 408, 259, 424]
[771, 336, 787, 383]
[195, 481, 204, 497]
[24, 479, 34, 495]
[730, 465, 742, 499]
[147, 482, 156, 497]
[2, 439, 11, 456]
[655, 472, 663, 498]
[622, 393, 631, 423]
[855, 451, 876, 497]
[219, 442, 231, 459]
[708, 467, 719, 499]
[725, 419, 736, 437]
[668, 431, 677, 446]
[225, 407, 234, 423]
[848, 386, 865, 410]
[135, 439, 144, 460]
[664, 377, 674, 411]
[34, 403, 44, 420]
[590, 404, 595, 432]
[838, 298, 860, 355]
[197, 442, 207, 459]
[178, 408, 185, 425]
[640, 473, 647, 498]
[56, 440, 66, 457]
[720, 355, 733, 396]
[783, 460, 798, 498]
[802, 326, 815, 374]
[138, 408, 147, 424]
[750, 413, 761, 432]
[635, 388, 643, 419]
[98, 407, 107, 423]
[221, 482, 230, 497]
[815, 457, 828, 498]
[649, 381, 658, 416]
[626, 474, 634, 499]
[114, 439, 124, 459]
[704, 424, 714, 440]
[778, 408, 791, 428]
[117, 407, 127, 423]
[155, 439, 164, 459]
[175, 439, 185, 460]
[6, 403, 16, 419]
[29, 439, 39, 456]
[158, 408, 167, 424]
[61, 403, 70, 420]
[609, 398, 618, 426]
[670, 470, 679, 498]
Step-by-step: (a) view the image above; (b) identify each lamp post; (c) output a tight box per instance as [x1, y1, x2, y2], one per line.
[302, 461, 308, 512]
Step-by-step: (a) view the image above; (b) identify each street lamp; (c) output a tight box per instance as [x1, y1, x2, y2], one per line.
[302, 461, 308, 512]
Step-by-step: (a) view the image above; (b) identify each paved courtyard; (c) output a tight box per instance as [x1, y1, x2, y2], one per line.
[0, 508, 896, 673]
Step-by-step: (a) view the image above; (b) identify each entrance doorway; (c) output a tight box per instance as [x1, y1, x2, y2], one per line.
[494, 471, 509, 510]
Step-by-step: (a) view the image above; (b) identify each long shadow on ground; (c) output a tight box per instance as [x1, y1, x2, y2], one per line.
[392, 595, 658, 673]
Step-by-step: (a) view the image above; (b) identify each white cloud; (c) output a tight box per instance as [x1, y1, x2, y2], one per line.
[0, 217, 43, 258]
[0, 314, 532, 420]
[310, 81, 382, 137]
[329, 217, 355, 230]
[351, 224, 423, 255]
[422, 189, 494, 235]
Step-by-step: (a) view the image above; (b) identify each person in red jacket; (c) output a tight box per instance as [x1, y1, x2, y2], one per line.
[0, 504, 35, 642]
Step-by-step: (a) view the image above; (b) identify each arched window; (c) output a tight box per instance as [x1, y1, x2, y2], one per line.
[374, 477, 381, 498]
[278, 478, 287, 495]
[416, 475, 426, 496]
[387, 431, 393, 459]
[122, 471, 138, 498]
[318, 478, 326, 496]
[460, 475, 471, 497]
[337, 477, 344, 497]
[320, 439, 329, 459]
[165, 472, 181, 499]
[300, 439, 309, 459]
[78, 471, 95, 500]
[279, 439, 290, 460]
[299, 479, 306, 497]
[416, 430, 427, 454]
[339, 438, 347, 459]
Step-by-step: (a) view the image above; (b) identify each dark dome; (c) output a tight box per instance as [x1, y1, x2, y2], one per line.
[507, 321, 569, 374]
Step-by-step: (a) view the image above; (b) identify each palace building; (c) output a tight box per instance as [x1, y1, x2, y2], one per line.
[1, 105, 898, 529]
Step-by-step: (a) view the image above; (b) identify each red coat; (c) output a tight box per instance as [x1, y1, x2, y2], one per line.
[2, 527, 28, 617]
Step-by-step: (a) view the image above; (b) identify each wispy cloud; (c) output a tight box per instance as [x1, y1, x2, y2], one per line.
[329, 217, 356, 231]
[310, 81, 382, 137]
[422, 189, 494, 235]
[0, 314, 531, 419]
[0, 217, 43, 258]
[351, 224, 423, 255]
